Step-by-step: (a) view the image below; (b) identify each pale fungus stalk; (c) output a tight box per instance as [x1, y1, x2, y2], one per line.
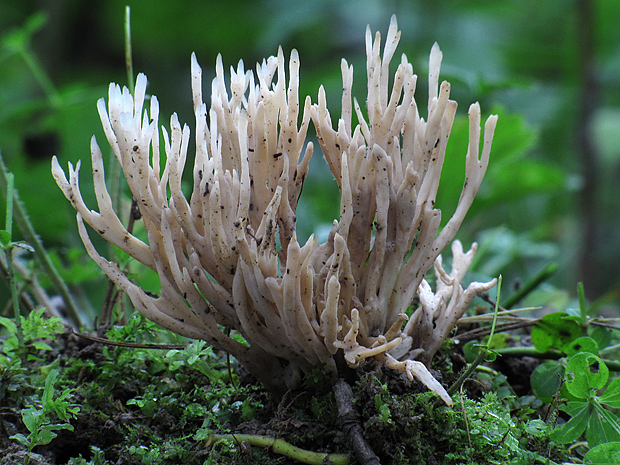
[53, 15, 497, 403]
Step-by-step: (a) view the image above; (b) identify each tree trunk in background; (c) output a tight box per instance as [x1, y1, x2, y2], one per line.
[576, 0, 599, 299]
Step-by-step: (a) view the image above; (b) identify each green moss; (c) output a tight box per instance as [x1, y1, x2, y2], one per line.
[353, 367, 569, 464]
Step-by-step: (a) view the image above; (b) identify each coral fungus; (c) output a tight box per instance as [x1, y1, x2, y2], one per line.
[53, 16, 497, 403]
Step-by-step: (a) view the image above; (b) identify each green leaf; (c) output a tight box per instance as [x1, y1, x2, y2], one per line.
[0, 315, 17, 334]
[589, 326, 612, 351]
[565, 353, 609, 399]
[531, 361, 564, 401]
[21, 407, 45, 434]
[8, 433, 30, 447]
[35, 428, 58, 446]
[524, 419, 548, 436]
[599, 377, 620, 408]
[0, 230, 11, 247]
[588, 400, 620, 447]
[551, 401, 590, 444]
[584, 442, 620, 465]
[32, 341, 54, 352]
[42, 369, 59, 406]
[565, 336, 599, 357]
[46, 422, 74, 432]
[484, 332, 509, 350]
[531, 312, 582, 353]
[462, 341, 483, 363]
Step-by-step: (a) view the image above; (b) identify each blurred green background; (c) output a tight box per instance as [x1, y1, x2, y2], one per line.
[1, 0, 619, 324]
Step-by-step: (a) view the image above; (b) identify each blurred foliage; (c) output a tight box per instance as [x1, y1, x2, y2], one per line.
[0, 0, 619, 324]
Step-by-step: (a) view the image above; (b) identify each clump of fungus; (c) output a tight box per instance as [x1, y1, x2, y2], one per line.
[52, 16, 497, 404]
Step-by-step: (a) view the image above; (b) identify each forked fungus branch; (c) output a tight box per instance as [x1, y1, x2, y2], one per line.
[52, 16, 497, 404]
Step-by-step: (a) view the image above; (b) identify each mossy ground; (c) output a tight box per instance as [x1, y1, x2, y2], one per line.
[0, 317, 571, 465]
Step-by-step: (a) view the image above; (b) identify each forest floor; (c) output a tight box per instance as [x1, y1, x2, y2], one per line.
[0, 314, 574, 465]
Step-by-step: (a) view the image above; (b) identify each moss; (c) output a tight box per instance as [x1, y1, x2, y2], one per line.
[351, 361, 568, 465]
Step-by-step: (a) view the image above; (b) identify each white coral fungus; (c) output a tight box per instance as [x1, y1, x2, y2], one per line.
[53, 16, 497, 404]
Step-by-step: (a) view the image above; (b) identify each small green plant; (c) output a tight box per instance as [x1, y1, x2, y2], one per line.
[68, 446, 109, 465]
[0, 307, 65, 410]
[523, 283, 620, 460]
[105, 310, 170, 343]
[529, 333, 600, 403]
[529, 283, 617, 403]
[9, 368, 80, 464]
[0, 307, 64, 357]
[455, 277, 620, 462]
[0, 306, 66, 412]
[453, 391, 529, 463]
[550, 352, 620, 447]
[165, 339, 227, 382]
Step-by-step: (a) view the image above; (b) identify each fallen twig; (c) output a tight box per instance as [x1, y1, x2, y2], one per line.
[333, 378, 381, 465]
[71, 328, 185, 350]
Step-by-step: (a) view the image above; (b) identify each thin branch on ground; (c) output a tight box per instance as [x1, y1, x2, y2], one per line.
[333, 378, 381, 465]
[71, 328, 185, 350]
